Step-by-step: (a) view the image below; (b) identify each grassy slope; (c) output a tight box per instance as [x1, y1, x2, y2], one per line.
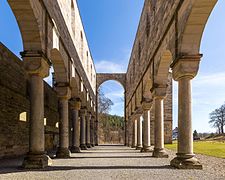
[165, 141, 225, 158]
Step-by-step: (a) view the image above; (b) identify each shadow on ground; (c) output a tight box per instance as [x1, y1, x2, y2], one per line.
[0, 165, 174, 174]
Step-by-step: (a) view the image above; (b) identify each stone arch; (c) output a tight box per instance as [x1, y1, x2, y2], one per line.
[50, 48, 68, 85]
[155, 50, 173, 86]
[7, 0, 43, 51]
[179, 0, 218, 54]
[142, 67, 153, 100]
[96, 73, 126, 90]
[70, 68, 80, 98]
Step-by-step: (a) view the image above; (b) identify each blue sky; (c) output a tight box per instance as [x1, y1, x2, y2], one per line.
[1, 0, 225, 133]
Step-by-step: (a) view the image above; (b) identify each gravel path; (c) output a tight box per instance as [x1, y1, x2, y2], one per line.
[0, 145, 224, 180]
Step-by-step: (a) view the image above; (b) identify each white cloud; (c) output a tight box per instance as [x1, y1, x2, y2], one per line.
[95, 60, 127, 73]
[173, 72, 225, 132]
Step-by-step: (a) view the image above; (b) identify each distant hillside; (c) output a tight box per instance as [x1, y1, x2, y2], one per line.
[205, 133, 225, 142]
[98, 114, 125, 144]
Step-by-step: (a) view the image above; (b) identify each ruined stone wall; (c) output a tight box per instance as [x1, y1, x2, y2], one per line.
[0, 43, 59, 158]
[125, 0, 177, 145]
[57, 0, 96, 92]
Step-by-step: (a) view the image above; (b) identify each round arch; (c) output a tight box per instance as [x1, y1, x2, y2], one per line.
[179, 0, 218, 54]
[7, 0, 43, 51]
[155, 50, 173, 86]
[96, 73, 126, 90]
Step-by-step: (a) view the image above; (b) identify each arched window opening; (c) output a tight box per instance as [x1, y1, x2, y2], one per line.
[86, 51, 89, 73]
[55, 122, 59, 128]
[71, 0, 76, 40]
[19, 112, 27, 122]
[44, 118, 47, 126]
[80, 31, 84, 61]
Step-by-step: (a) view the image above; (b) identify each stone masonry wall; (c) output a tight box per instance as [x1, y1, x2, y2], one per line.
[0, 43, 59, 159]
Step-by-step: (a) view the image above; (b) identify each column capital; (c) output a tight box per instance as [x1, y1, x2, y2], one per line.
[151, 86, 167, 99]
[141, 100, 153, 111]
[80, 107, 87, 116]
[56, 85, 71, 99]
[70, 98, 81, 110]
[171, 54, 202, 81]
[86, 112, 92, 118]
[21, 50, 50, 78]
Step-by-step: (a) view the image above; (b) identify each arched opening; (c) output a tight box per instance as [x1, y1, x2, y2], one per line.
[194, 1, 225, 138]
[0, 0, 23, 57]
[170, 1, 225, 158]
[97, 80, 125, 145]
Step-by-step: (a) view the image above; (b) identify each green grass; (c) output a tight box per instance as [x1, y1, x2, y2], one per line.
[165, 141, 225, 158]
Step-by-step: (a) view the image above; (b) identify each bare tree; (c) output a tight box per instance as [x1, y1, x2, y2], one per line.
[209, 104, 225, 134]
[98, 87, 113, 114]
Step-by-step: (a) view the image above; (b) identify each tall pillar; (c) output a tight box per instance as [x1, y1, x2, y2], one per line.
[152, 87, 168, 158]
[70, 98, 81, 153]
[141, 101, 153, 152]
[124, 120, 128, 146]
[94, 120, 99, 146]
[132, 119, 137, 148]
[136, 115, 143, 150]
[90, 115, 95, 147]
[80, 108, 88, 150]
[22, 52, 51, 168]
[56, 86, 71, 158]
[170, 55, 202, 169]
[86, 112, 92, 148]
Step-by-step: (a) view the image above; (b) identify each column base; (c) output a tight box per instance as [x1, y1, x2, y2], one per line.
[136, 146, 143, 150]
[95, 144, 98, 146]
[141, 146, 154, 153]
[91, 144, 95, 147]
[86, 143, 92, 148]
[70, 146, 81, 153]
[170, 154, 203, 169]
[152, 148, 169, 158]
[56, 147, 71, 158]
[80, 144, 88, 150]
[131, 145, 137, 148]
[22, 153, 52, 169]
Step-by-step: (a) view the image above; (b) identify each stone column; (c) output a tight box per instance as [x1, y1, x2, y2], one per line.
[56, 86, 71, 158]
[170, 55, 202, 169]
[141, 101, 153, 152]
[132, 119, 137, 148]
[22, 52, 51, 169]
[70, 98, 81, 153]
[152, 87, 168, 158]
[86, 112, 92, 148]
[95, 120, 99, 146]
[90, 115, 95, 147]
[80, 108, 88, 150]
[124, 120, 128, 146]
[136, 115, 143, 150]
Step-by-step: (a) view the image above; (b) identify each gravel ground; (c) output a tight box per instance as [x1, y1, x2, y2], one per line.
[0, 145, 224, 180]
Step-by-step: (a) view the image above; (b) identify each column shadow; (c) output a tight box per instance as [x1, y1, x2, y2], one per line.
[0, 165, 174, 175]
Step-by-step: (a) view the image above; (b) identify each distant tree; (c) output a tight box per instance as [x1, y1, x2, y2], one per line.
[193, 130, 198, 138]
[97, 88, 124, 143]
[98, 87, 113, 114]
[209, 104, 225, 134]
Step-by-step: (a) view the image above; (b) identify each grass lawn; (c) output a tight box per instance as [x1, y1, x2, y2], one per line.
[165, 141, 225, 158]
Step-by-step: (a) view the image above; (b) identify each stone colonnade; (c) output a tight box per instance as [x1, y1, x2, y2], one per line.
[21, 54, 97, 168]
[127, 55, 202, 169]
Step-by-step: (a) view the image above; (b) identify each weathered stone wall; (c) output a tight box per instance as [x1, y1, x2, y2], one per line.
[125, 1, 178, 144]
[57, 0, 96, 92]
[0, 43, 59, 159]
